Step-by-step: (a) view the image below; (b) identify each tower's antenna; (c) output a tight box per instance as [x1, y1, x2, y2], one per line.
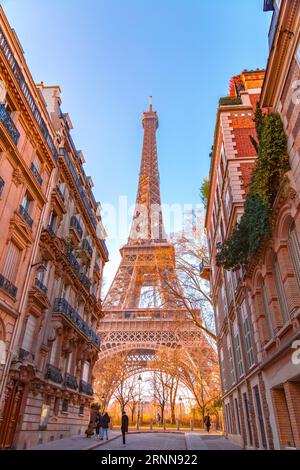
[149, 95, 153, 111]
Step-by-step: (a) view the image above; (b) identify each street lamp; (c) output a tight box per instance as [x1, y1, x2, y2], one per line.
[137, 375, 142, 430]
[179, 396, 183, 426]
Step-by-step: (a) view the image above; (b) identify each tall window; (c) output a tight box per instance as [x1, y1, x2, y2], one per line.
[227, 335, 236, 385]
[273, 257, 290, 323]
[1, 241, 21, 283]
[21, 191, 33, 213]
[49, 211, 58, 233]
[241, 301, 255, 368]
[50, 338, 57, 365]
[235, 398, 241, 434]
[22, 315, 37, 353]
[288, 222, 300, 291]
[82, 361, 90, 383]
[261, 282, 273, 338]
[233, 319, 244, 377]
[220, 348, 227, 392]
[221, 285, 228, 316]
[243, 393, 253, 447]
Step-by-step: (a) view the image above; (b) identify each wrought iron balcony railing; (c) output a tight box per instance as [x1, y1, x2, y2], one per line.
[79, 380, 93, 396]
[65, 373, 78, 390]
[45, 364, 63, 384]
[35, 277, 48, 294]
[30, 162, 43, 186]
[66, 245, 80, 275]
[52, 298, 100, 348]
[82, 239, 93, 258]
[19, 205, 33, 228]
[0, 27, 58, 160]
[0, 176, 4, 196]
[70, 215, 83, 239]
[0, 103, 20, 145]
[0, 273, 18, 298]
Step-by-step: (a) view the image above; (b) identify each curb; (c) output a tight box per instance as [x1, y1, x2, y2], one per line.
[83, 434, 122, 451]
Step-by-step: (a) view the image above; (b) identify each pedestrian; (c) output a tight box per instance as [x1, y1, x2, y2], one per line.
[85, 421, 94, 438]
[121, 410, 129, 446]
[100, 412, 111, 440]
[156, 412, 161, 426]
[95, 411, 102, 437]
[204, 414, 211, 433]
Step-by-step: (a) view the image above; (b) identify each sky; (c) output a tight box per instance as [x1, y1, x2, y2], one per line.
[1, 0, 272, 291]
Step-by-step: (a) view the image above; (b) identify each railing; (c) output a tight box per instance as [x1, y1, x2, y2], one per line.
[19, 205, 33, 228]
[45, 364, 63, 384]
[66, 245, 80, 275]
[70, 215, 83, 239]
[65, 373, 78, 390]
[82, 239, 93, 258]
[79, 380, 93, 396]
[35, 277, 48, 294]
[59, 148, 97, 228]
[0, 103, 20, 145]
[0, 176, 4, 196]
[52, 298, 100, 348]
[56, 185, 65, 201]
[0, 272, 18, 298]
[0, 27, 58, 160]
[30, 162, 43, 186]
[19, 348, 35, 361]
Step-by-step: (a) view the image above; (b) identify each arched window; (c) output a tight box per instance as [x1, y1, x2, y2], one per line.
[288, 222, 300, 291]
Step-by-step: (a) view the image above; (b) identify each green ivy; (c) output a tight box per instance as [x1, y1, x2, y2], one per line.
[216, 107, 289, 270]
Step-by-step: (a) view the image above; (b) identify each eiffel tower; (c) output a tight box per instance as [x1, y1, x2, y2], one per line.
[97, 99, 204, 374]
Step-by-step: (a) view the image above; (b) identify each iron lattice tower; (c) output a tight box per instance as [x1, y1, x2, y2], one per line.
[97, 99, 205, 369]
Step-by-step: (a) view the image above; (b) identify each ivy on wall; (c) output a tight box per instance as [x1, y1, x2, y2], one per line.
[216, 105, 290, 271]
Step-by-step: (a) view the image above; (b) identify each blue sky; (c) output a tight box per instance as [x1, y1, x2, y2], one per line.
[1, 0, 272, 289]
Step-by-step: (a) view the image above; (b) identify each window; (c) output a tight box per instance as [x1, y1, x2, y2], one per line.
[220, 348, 227, 391]
[227, 335, 236, 385]
[296, 41, 300, 66]
[1, 241, 21, 283]
[50, 337, 57, 365]
[21, 191, 33, 212]
[288, 223, 300, 291]
[49, 211, 58, 233]
[233, 319, 244, 377]
[54, 397, 60, 416]
[273, 257, 290, 323]
[241, 301, 255, 368]
[221, 285, 228, 316]
[225, 270, 233, 305]
[61, 399, 69, 413]
[79, 404, 84, 416]
[243, 393, 253, 447]
[253, 385, 267, 449]
[82, 361, 90, 383]
[235, 398, 241, 434]
[66, 351, 73, 374]
[261, 282, 273, 338]
[22, 315, 37, 353]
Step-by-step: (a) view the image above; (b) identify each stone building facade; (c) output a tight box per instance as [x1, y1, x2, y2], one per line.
[0, 6, 108, 449]
[205, 0, 300, 450]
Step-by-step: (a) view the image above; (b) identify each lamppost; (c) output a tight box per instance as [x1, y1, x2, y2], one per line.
[179, 396, 183, 426]
[136, 375, 142, 430]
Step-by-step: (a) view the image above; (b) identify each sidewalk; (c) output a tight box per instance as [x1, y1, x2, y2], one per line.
[185, 432, 242, 450]
[30, 431, 121, 450]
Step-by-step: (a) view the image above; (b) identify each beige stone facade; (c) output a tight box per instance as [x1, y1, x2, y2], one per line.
[0, 7, 108, 449]
[205, 0, 300, 450]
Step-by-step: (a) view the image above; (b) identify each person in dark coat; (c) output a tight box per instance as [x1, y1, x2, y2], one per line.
[95, 412, 102, 436]
[100, 412, 110, 440]
[204, 414, 211, 433]
[85, 421, 94, 438]
[121, 410, 129, 445]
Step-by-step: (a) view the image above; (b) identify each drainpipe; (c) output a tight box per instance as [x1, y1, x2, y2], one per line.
[0, 167, 57, 411]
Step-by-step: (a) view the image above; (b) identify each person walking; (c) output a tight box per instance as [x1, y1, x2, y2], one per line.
[121, 410, 129, 446]
[204, 414, 211, 433]
[95, 412, 102, 438]
[100, 412, 111, 440]
[85, 420, 94, 438]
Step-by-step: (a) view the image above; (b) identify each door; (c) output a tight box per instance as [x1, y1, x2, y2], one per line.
[0, 379, 25, 449]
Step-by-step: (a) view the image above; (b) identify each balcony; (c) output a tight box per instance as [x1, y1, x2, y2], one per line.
[65, 373, 78, 390]
[0, 176, 4, 196]
[52, 298, 100, 348]
[0, 273, 18, 298]
[19, 205, 33, 228]
[35, 277, 48, 294]
[82, 239, 93, 258]
[0, 103, 20, 145]
[79, 380, 93, 396]
[30, 162, 43, 186]
[0, 27, 58, 160]
[45, 364, 63, 384]
[70, 215, 83, 239]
